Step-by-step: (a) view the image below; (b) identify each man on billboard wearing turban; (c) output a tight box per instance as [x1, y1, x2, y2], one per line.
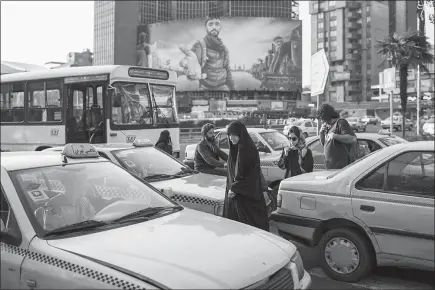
[179, 16, 236, 91]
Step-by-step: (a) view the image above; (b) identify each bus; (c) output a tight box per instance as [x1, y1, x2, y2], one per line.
[0, 65, 180, 157]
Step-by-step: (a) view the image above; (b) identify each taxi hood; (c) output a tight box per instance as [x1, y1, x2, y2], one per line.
[47, 209, 294, 289]
[150, 172, 226, 201]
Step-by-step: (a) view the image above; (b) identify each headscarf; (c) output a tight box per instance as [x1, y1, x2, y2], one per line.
[288, 126, 307, 165]
[226, 121, 258, 183]
[155, 130, 171, 146]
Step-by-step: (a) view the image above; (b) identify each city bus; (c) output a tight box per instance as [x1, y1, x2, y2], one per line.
[0, 65, 180, 157]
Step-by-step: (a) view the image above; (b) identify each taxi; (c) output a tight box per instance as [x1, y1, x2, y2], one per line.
[44, 140, 273, 218]
[1, 144, 311, 289]
[271, 141, 434, 283]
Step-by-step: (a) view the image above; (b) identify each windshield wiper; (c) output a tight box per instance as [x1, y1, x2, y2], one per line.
[111, 206, 182, 223]
[144, 173, 176, 181]
[44, 220, 108, 238]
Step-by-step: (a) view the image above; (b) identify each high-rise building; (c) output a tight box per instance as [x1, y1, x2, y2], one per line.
[310, 1, 392, 103]
[94, 0, 299, 66]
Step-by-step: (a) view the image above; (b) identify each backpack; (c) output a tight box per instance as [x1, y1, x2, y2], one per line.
[333, 118, 363, 164]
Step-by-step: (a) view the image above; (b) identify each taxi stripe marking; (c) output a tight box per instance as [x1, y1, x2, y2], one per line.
[171, 194, 219, 207]
[1, 242, 146, 289]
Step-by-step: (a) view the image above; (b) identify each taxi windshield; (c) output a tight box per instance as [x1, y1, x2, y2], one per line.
[111, 147, 194, 181]
[259, 131, 290, 151]
[10, 162, 177, 237]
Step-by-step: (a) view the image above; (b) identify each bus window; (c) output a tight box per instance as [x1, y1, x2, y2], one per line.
[27, 80, 62, 123]
[46, 80, 62, 122]
[150, 84, 177, 125]
[10, 83, 25, 123]
[111, 83, 152, 125]
[1, 85, 11, 122]
[73, 90, 85, 127]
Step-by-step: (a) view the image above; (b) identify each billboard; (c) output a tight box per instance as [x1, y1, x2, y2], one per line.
[144, 17, 302, 92]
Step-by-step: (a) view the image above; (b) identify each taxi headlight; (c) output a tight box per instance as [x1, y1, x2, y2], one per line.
[291, 251, 305, 281]
[214, 203, 224, 216]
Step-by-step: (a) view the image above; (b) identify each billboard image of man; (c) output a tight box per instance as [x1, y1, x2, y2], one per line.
[179, 16, 236, 91]
[136, 32, 150, 67]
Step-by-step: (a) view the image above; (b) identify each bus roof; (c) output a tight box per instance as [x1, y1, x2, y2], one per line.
[0, 65, 177, 84]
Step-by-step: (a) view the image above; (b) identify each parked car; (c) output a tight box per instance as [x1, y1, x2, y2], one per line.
[271, 141, 434, 283]
[346, 117, 367, 132]
[381, 116, 413, 131]
[183, 128, 290, 196]
[305, 133, 408, 171]
[44, 140, 274, 218]
[283, 119, 318, 138]
[360, 115, 378, 125]
[422, 116, 434, 136]
[1, 145, 311, 289]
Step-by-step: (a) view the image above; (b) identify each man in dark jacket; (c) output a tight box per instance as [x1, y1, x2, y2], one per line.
[194, 123, 228, 176]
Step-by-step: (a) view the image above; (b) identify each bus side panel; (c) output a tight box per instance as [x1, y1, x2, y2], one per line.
[105, 120, 180, 152]
[0, 125, 65, 151]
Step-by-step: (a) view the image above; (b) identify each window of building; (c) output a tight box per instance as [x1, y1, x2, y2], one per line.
[317, 42, 324, 49]
[318, 22, 324, 29]
[330, 51, 337, 57]
[329, 0, 336, 7]
[318, 13, 324, 19]
[318, 32, 324, 39]
[367, 16, 371, 22]
[330, 40, 337, 47]
[312, 3, 319, 10]
[330, 30, 337, 37]
[319, 2, 325, 9]
[330, 10, 336, 17]
[330, 20, 337, 27]
[366, 5, 371, 12]
[330, 91, 338, 101]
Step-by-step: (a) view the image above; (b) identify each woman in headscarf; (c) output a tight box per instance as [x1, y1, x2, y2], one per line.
[278, 126, 314, 178]
[155, 130, 173, 155]
[224, 121, 269, 231]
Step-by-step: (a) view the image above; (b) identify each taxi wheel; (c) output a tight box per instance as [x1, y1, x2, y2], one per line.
[319, 228, 374, 283]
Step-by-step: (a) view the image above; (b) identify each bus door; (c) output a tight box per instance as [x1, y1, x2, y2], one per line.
[65, 82, 107, 144]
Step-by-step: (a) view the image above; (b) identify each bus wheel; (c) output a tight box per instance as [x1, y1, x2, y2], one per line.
[35, 146, 51, 151]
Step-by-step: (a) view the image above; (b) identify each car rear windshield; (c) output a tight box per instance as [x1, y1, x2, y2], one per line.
[379, 136, 408, 146]
[112, 147, 192, 180]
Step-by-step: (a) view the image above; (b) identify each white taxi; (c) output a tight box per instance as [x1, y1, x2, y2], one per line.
[283, 119, 318, 138]
[45, 140, 227, 217]
[1, 144, 311, 289]
[271, 141, 434, 283]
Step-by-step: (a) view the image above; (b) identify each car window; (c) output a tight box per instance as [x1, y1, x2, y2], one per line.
[10, 162, 176, 236]
[356, 151, 434, 197]
[111, 147, 190, 180]
[1, 187, 23, 246]
[379, 136, 408, 146]
[359, 139, 382, 154]
[305, 122, 312, 127]
[259, 131, 290, 151]
[217, 132, 229, 149]
[308, 139, 325, 165]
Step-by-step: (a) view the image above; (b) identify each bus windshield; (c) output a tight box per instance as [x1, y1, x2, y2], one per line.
[111, 82, 177, 126]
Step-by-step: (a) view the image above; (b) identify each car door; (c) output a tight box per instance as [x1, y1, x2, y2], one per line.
[307, 138, 325, 171]
[0, 186, 26, 290]
[352, 151, 434, 265]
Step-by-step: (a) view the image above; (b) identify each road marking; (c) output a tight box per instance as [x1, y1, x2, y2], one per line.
[308, 267, 434, 290]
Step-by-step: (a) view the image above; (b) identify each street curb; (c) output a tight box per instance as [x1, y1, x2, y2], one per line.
[308, 267, 434, 290]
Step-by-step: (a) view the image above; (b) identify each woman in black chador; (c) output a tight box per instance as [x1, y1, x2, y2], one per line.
[224, 121, 269, 231]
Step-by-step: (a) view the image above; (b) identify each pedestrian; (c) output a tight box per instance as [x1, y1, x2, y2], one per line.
[155, 130, 173, 155]
[224, 120, 269, 231]
[194, 123, 228, 176]
[318, 104, 358, 170]
[278, 126, 314, 178]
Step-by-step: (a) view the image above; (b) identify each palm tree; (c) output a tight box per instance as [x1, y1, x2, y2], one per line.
[376, 32, 434, 137]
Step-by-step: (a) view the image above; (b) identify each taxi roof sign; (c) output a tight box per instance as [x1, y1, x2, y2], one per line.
[132, 139, 154, 147]
[62, 144, 99, 159]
